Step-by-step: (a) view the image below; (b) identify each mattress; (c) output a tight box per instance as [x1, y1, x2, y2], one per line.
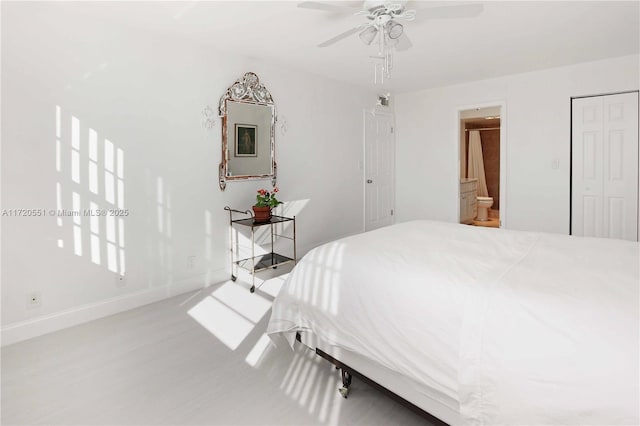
[267, 220, 639, 425]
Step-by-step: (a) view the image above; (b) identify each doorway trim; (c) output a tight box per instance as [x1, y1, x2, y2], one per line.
[455, 100, 508, 228]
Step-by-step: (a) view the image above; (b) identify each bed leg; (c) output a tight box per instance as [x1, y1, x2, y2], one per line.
[339, 369, 352, 398]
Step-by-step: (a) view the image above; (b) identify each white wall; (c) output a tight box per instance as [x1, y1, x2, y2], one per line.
[1, 3, 374, 345]
[395, 54, 639, 234]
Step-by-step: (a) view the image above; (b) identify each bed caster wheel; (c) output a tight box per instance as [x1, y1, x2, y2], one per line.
[339, 387, 350, 398]
[250, 286, 255, 293]
[339, 369, 351, 398]
[231, 275, 237, 282]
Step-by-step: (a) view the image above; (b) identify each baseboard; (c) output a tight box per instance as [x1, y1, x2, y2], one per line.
[1, 268, 229, 347]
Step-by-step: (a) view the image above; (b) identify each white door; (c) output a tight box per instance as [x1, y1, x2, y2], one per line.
[364, 111, 395, 232]
[572, 92, 639, 241]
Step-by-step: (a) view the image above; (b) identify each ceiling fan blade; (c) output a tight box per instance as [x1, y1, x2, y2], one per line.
[395, 33, 413, 51]
[318, 25, 366, 47]
[412, 3, 484, 21]
[298, 1, 362, 13]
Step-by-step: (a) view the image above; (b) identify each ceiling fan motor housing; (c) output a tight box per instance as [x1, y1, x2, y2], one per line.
[364, 0, 408, 14]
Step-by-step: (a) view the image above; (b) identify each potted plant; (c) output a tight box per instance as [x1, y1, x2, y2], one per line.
[253, 188, 282, 222]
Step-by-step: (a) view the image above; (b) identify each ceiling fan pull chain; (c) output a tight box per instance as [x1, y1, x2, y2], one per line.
[374, 59, 383, 85]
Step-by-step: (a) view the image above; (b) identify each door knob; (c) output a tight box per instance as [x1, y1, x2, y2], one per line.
[367, 179, 373, 183]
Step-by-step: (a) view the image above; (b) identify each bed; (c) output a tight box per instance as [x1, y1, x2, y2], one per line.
[266, 220, 639, 425]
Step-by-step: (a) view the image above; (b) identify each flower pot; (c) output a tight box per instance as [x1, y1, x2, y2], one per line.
[252, 206, 272, 223]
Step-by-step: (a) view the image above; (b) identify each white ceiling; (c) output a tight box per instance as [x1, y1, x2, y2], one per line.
[29, 1, 640, 92]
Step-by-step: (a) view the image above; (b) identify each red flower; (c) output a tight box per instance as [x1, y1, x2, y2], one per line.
[255, 187, 282, 208]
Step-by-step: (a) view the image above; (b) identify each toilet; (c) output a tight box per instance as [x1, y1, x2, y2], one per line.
[476, 196, 494, 221]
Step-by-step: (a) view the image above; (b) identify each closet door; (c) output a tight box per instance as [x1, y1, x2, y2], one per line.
[572, 92, 639, 241]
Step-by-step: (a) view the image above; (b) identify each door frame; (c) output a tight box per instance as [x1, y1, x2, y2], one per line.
[455, 100, 508, 228]
[363, 109, 396, 232]
[569, 90, 640, 239]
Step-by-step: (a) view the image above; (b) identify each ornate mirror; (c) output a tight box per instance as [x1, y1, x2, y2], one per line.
[218, 72, 276, 190]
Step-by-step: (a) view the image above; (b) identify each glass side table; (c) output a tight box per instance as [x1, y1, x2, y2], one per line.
[224, 206, 296, 293]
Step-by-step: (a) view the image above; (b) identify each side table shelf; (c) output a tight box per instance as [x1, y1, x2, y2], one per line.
[224, 206, 296, 293]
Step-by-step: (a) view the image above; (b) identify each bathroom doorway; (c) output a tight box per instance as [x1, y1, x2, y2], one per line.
[458, 104, 506, 228]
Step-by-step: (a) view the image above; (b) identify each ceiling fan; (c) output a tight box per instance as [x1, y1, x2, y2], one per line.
[300, 1, 484, 49]
[300, 1, 416, 50]
[298, 1, 484, 83]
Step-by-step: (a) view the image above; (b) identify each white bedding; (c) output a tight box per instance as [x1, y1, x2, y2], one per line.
[267, 220, 639, 425]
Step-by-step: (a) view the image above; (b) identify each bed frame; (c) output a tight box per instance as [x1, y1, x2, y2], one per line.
[296, 332, 460, 426]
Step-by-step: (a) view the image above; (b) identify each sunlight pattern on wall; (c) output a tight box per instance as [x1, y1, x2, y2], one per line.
[89, 201, 101, 265]
[71, 117, 80, 184]
[72, 191, 82, 256]
[56, 105, 126, 276]
[88, 129, 99, 194]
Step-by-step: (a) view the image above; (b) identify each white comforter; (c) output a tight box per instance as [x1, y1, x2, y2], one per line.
[267, 221, 639, 425]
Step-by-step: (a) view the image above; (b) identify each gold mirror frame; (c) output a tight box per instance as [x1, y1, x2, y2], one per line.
[218, 72, 276, 191]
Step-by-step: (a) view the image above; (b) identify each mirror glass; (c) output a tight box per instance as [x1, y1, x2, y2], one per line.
[219, 72, 276, 190]
[226, 101, 273, 177]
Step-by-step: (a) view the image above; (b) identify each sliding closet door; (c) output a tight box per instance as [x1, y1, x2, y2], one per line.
[572, 92, 639, 241]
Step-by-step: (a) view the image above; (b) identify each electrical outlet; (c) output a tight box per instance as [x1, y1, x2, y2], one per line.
[115, 274, 127, 287]
[26, 292, 42, 309]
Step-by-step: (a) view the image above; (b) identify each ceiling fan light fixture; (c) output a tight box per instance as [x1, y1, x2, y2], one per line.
[385, 36, 399, 47]
[359, 26, 378, 45]
[385, 21, 403, 39]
